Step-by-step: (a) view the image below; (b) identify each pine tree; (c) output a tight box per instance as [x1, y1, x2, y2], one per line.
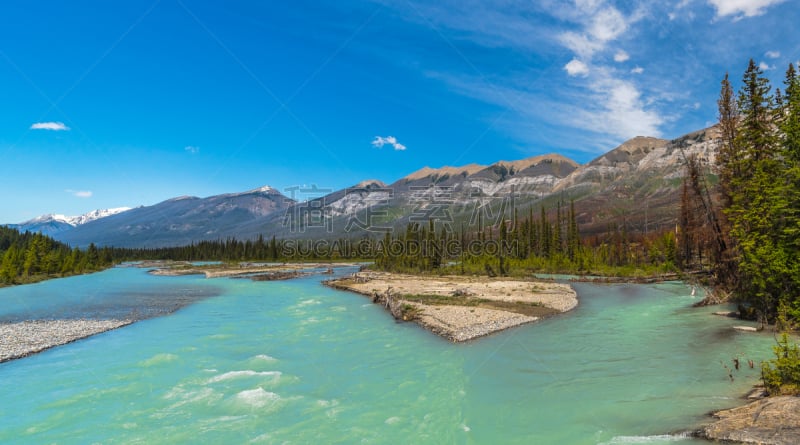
[715, 60, 799, 324]
[783, 64, 800, 162]
[717, 73, 740, 209]
[1, 245, 20, 283]
[779, 64, 800, 320]
[567, 200, 579, 261]
[554, 201, 562, 255]
[738, 59, 776, 164]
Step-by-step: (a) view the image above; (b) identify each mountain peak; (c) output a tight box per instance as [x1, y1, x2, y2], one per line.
[70, 207, 132, 225]
[495, 153, 579, 171]
[222, 185, 285, 199]
[10, 207, 132, 237]
[26, 213, 70, 224]
[352, 179, 387, 189]
[403, 163, 486, 182]
[588, 136, 669, 167]
[166, 195, 198, 202]
[249, 185, 275, 193]
[616, 135, 668, 152]
[21, 207, 131, 227]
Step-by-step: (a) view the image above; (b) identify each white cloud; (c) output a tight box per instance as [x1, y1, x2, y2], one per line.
[707, 0, 786, 18]
[428, 68, 663, 150]
[759, 61, 773, 71]
[184, 145, 200, 154]
[765, 50, 780, 59]
[551, 3, 661, 141]
[559, 31, 604, 59]
[669, 0, 695, 19]
[372, 136, 406, 151]
[371, 2, 550, 53]
[558, 4, 637, 60]
[30, 121, 70, 131]
[65, 189, 92, 198]
[578, 75, 664, 139]
[588, 7, 628, 42]
[575, 0, 603, 13]
[564, 59, 590, 77]
[380, 1, 668, 152]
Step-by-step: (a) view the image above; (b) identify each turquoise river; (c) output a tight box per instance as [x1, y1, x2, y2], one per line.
[0, 266, 778, 444]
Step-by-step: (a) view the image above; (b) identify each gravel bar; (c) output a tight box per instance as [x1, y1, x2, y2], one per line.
[412, 304, 538, 342]
[0, 319, 133, 363]
[326, 271, 578, 342]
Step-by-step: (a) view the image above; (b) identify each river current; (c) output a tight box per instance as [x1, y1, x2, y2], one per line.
[0, 267, 775, 444]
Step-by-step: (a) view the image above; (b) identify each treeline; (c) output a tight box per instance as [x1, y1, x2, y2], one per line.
[374, 202, 582, 274]
[110, 235, 284, 262]
[107, 200, 679, 277]
[373, 200, 679, 276]
[681, 59, 800, 326]
[0, 226, 113, 285]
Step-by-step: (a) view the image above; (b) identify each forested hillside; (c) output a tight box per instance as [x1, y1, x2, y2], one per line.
[0, 226, 112, 285]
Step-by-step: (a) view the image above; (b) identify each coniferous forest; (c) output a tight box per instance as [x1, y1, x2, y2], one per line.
[680, 60, 800, 329]
[2, 59, 798, 395]
[106, 199, 679, 279]
[3, 60, 797, 333]
[0, 226, 112, 285]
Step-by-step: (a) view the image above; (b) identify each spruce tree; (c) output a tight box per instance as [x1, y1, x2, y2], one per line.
[715, 60, 800, 324]
[717, 73, 740, 209]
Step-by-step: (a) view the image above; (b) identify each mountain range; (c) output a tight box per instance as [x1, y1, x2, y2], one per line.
[6, 125, 721, 248]
[8, 208, 131, 237]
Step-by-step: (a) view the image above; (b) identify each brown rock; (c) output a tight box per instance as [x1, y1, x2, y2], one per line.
[697, 396, 800, 445]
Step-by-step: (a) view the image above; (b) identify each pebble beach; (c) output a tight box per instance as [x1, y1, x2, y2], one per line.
[0, 319, 132, 363]
[326, 271, 578, 342]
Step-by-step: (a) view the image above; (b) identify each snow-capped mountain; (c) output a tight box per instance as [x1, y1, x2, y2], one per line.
[9, 207, 132, 237]
[35, 207, 133, 226]
[8, 124, 726, 248]
[56, 185, 293, 248]
[70, 207, 133, 225]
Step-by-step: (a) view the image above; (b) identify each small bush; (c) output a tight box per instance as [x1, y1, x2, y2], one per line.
[761, 333, 800, 396]
[399, 304, 422, 321]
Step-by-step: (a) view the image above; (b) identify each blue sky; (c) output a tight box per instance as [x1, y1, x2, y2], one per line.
[1, 0, 798, 222]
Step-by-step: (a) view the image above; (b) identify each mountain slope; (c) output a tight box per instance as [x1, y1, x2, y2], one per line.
[57, 186, 293, 248]
[9, 207, 132, 237]
[241, 153, 583, 239]
[36, 125, 723, 248]
[554, 126, 719, 235]
[7, 219, 75, 238]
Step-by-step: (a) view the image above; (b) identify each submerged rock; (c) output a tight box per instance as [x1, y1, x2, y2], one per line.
[733, 325, 759, 332]
[697, 396, 800, 445]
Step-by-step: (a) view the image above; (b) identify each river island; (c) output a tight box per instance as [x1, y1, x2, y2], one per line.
[325, 271, 578, 342]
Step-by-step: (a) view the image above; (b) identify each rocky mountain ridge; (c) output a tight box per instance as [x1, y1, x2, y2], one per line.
[53, 185, 293, 248]
[5, 125, 723, 247]
[9, 207, 132, 237]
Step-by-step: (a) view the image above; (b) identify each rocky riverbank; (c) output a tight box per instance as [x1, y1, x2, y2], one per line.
[695, 395, 800, 444]
[0, 319, 133, 363]
[325, 271, 577, 342]
[147, 261, 356, 278]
